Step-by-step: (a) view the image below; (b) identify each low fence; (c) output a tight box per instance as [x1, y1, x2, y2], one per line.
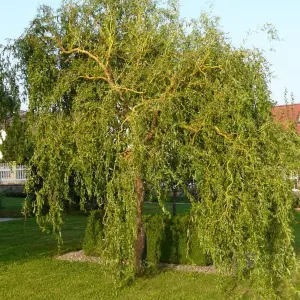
[0, 163, 27, 184]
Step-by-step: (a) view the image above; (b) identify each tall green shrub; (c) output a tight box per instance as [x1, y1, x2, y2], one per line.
[83, 210, 104, 256]
[147, 215, 211, 266]
[84, 212, 211, 266]
[143, 215, 166, 265]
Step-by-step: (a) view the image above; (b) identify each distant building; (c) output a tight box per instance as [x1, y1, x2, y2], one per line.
[272, 104, 300, 191]
[272, 104, 300, 134]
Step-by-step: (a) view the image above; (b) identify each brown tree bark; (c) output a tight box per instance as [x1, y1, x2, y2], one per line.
[134, 176, 145, 275]
[172, 186, 177, 216]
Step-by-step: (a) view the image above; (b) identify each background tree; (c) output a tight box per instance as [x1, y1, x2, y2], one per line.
[0, 55, 24, 162]
[12, 0, 300, 293]
[1, 115, 33, 164]
[0, 58, 19, 130]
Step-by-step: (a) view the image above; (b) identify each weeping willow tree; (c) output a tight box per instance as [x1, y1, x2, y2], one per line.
[11, 0, 300, 292]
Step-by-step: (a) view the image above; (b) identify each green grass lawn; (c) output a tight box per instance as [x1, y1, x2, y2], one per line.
[2, 205, 300, 299]
[0, 196, 24, 217]
[0, 196, 24, 210]
[143, 202, 190, 215]
[0, 216, 243, 300]
[293, 212, 300, 255]
[0, 196, 191, 217]
[0, 216, 87, 265]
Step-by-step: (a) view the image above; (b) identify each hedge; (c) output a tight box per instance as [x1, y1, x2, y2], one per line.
[83, 211, 212, 266]
[83, 210, 105, 256]
[143, 215, 212, 266]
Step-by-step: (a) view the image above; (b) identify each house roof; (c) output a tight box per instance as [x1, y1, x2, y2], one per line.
[272, 104, 300, 134]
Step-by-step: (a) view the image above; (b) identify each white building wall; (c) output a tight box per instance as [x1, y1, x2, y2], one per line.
[0, 129, 7, 160]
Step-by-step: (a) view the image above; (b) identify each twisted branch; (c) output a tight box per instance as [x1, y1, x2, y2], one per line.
[47, 36, 144, 99]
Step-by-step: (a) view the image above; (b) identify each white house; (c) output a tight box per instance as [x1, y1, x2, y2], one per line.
[0, 129, 7, 160]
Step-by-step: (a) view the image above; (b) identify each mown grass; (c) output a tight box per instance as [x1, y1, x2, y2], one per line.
[293, 212, 300, 255]
[2, 204, 300, 299]
[0, 217, 86, 265]
[0, 216, 244, 300]
[1, 259, 238, 300]
[0, 196, 24, 217]
[0, 196, 191, 217]
[143, 202, 191, 215]
[0, 196, 24, 210]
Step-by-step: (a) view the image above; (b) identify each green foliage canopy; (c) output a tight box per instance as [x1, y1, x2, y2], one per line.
[0, 58, 20, 129]
[12, 0, 300, 292]
[0, 56, 26, 162]
[1, 115, 33, 164]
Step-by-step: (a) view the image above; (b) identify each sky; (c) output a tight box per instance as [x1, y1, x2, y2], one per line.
[0, 0, 299, 106]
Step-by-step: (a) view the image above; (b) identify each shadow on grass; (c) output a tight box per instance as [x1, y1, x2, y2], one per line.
[0, 216, 87, 265]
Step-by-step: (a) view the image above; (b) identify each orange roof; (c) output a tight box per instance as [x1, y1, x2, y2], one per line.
[272, 104, 300, 134]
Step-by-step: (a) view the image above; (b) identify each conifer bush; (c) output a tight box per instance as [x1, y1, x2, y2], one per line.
[84, 212, 211, 266]
[83, 210, 104, 256]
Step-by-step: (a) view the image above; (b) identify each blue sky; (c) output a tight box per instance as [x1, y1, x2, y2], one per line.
[0, 0, 299, 105]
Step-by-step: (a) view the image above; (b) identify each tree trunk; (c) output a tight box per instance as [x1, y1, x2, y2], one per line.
[134, 176, 145, 275]
[172, 187, 177, 216]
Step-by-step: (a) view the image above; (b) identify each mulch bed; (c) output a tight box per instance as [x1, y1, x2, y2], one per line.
[56, 250, 217, 274]
[56, 250, 102, 264]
